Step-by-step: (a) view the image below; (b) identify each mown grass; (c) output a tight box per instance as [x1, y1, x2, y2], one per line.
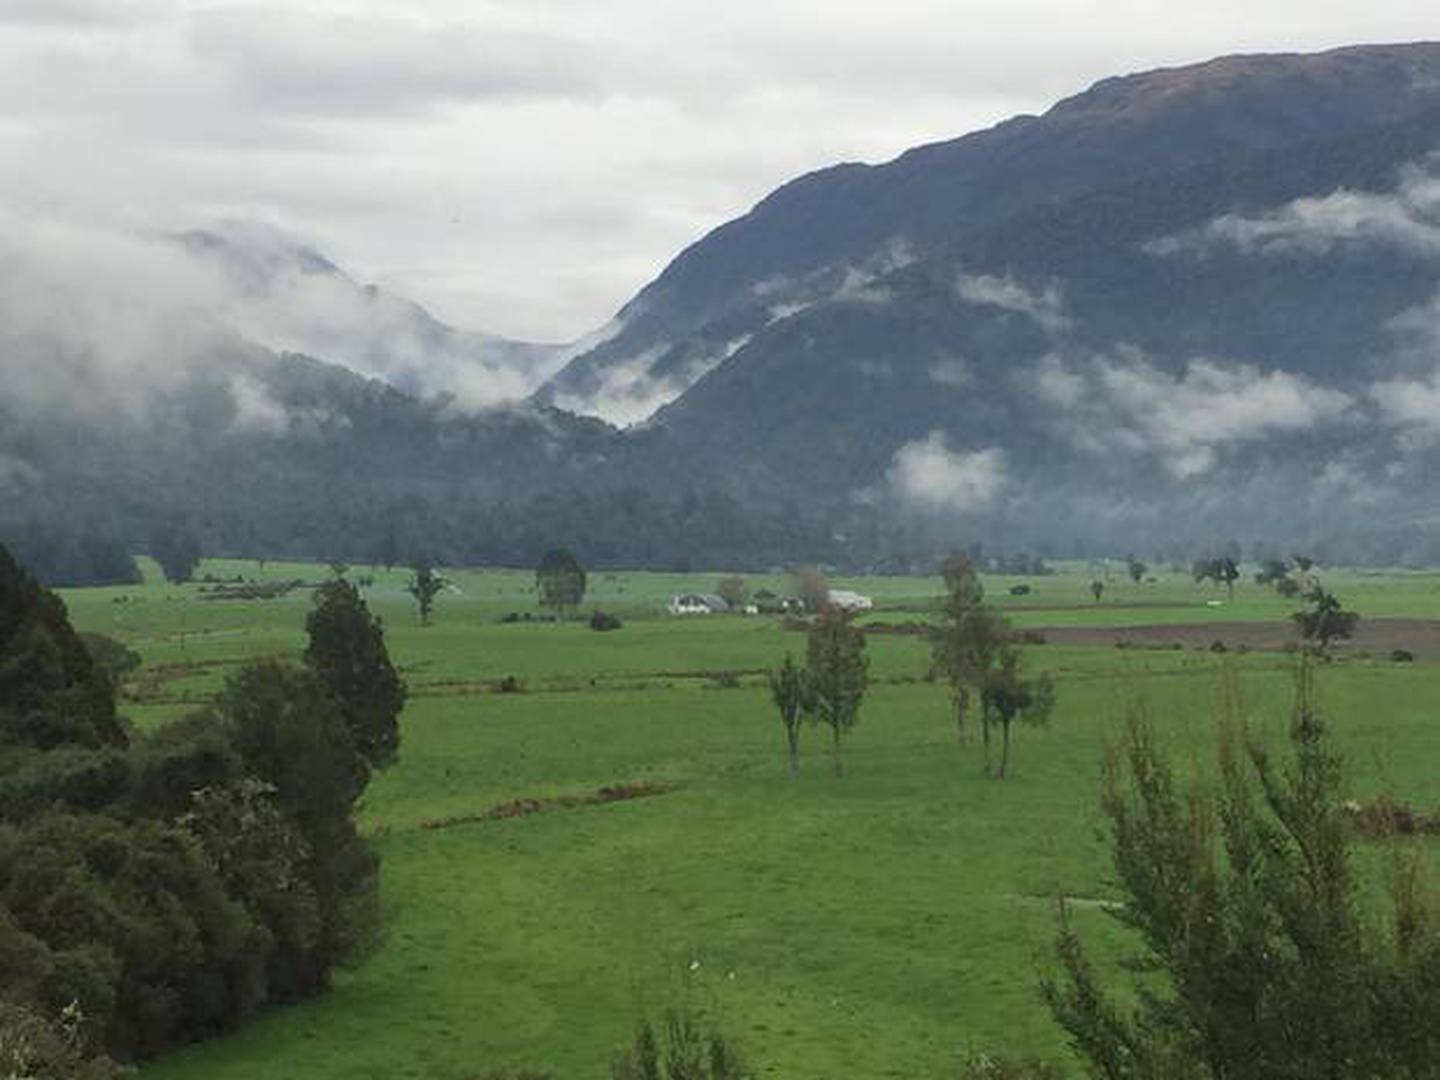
[48, 560, 1440, 1079]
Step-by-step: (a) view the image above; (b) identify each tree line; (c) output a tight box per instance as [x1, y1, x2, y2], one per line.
[0, 544, 403, 1075]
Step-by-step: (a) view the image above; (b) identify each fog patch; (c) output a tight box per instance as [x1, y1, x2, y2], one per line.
[929, 356, 972, 388]
[1033, 354, 1085, 407]
[193, 221, 570, 409]
[0, 455, 42, 497]
[1035, 351, 1353, 477]
[888, 434, 1004, 510]
[0, 213, 236, 420]
[957, 274, 1069, 334]
[227, 374, 289, 434]
[1101, 358, 1351, 477]
[1373, 369, 1440, 444]
[0, 214, 574, 422]
[1147, 160, 1440, 258]
[550, 344, 679, 427]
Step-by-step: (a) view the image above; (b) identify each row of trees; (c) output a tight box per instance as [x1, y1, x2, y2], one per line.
[0, 546, 404, 1071]
[766, 558, 1056, 780]
[930, 556, 1054, 778]
[767, 607, 871, 777]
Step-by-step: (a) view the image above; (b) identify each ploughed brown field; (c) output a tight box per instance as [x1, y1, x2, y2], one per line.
[1034, 618, 1440, 659]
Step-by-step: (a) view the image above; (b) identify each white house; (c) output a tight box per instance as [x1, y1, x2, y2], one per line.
[667, 593, 730, 615]
[827, 589, 873, 612]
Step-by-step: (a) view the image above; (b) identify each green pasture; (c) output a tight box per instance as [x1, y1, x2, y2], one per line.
[49, 559, 1440, 1079]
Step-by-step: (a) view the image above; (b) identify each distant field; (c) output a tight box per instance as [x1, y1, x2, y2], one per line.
[54, 559, 1440, 1079]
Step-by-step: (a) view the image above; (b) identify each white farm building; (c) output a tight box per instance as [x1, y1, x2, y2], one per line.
[667, 593, 730, 615]
[827, 589, 873, 612]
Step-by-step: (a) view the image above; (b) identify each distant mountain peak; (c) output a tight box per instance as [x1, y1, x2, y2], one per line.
[177, 220, 570, 408]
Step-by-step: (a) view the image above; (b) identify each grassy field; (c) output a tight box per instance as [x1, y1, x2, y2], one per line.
[52, 559, 1440, 1079]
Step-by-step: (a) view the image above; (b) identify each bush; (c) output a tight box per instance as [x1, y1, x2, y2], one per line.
[959, 1054, 1066, 1079]
[611, 1010, 745, 1080]
[589, 610, 623, 632]
[1045, 665, 1440, 1079]
[1392, 648, 1415, 663]
[0, 1000, 123, 1080]
[76, 634, 142, 691]
[494, 675, 523, 694]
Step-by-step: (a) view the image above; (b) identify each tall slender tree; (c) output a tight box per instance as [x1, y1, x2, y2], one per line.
[767, 653, 813, 776]
[305, 579, 406, 769]
[806, 609, 868, 776]
[406, 558, 442, 626]
[980, 649, 1055, 779]
[930, 555, 1000, 744]
[536, 548, 586, 618]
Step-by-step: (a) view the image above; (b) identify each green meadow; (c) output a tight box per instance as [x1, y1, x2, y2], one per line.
[53, 560, 1440, 1079]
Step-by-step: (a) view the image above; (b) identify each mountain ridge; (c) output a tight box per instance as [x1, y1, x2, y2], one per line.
[539, 41, 1440, 425]
[9, 43, 1440, 567]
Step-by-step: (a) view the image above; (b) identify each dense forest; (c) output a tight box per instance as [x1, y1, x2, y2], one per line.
[0, 544, 401, 1074]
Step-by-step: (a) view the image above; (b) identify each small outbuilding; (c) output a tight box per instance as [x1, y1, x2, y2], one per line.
[667, 593, 730, 615]
[827, 589, 873, 612]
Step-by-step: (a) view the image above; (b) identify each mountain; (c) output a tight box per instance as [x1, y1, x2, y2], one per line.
[9, 43, 1440, 569]
[181, 221, 571, 406]
[526, 42, 1440, 562]
[540, 43, 1440, 423]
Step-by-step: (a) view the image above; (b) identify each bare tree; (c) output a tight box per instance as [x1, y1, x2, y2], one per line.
[792, 565, 831, 614]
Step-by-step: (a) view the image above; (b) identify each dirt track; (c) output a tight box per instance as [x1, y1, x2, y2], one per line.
[1035, 618, 1440, 660]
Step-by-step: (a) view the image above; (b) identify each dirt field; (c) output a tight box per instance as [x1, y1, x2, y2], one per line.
[1034, 618, 1440, 660]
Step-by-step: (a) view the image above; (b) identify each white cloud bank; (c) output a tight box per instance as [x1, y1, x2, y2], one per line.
[0, 214, 569, 419]
[1147, 161, 1440, 258]
[957, 274, 1069, 334]
[888, 435, 1005, 510]
[1372, 370, 1440, 442]
[1035, 353, 1354, 477]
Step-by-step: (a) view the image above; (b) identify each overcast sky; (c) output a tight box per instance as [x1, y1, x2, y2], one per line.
[1, 1, 1436, 342]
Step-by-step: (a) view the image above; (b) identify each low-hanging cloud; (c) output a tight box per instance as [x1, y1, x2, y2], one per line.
[0, 214, 567, 422]
[956, 274, 1069, 334]
[888, 434, 1005, 510]
[1147, 160, 1440, 258]
[1036, 352, 1353, 477]
[1372, 369, 1440, 443]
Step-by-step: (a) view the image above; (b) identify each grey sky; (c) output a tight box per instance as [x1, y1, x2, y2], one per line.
[1, 1, 1435, 341]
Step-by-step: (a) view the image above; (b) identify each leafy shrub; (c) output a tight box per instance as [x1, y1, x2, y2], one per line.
[611, 1010, 746, 1080]
[959, 1053, 1066, 1079]
[589, 610, 623, 632]
[1392, 648, 1415, 663]
[1342, 795, 1440, 838]
[0, 1000, 123, 1080]
[494, 675, 523, 694]
[77, 633, 142, 689]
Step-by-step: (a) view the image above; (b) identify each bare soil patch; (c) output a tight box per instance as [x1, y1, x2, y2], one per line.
[1034, 618, 1440, 660]
[417, 780, 682, 832]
